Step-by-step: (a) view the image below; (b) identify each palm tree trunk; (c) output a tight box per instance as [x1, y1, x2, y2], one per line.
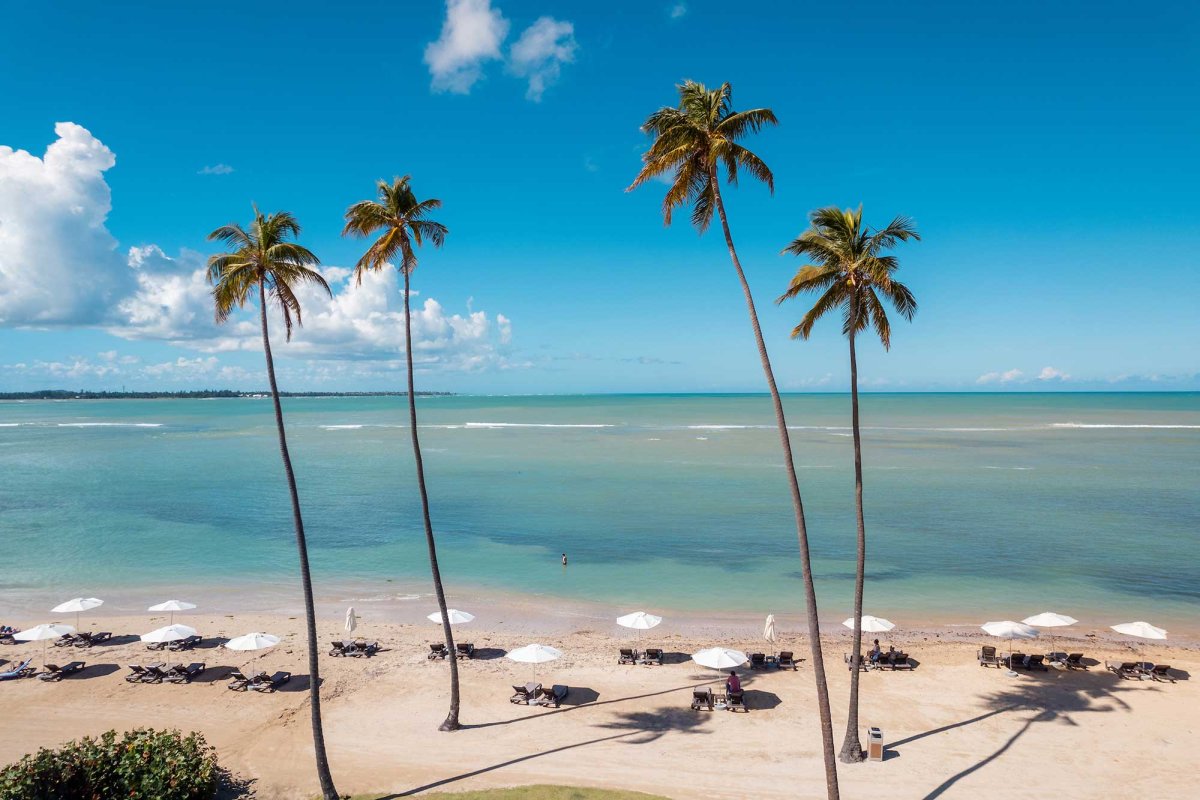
[257, 278, 339, 800]
[402, 269, 461, 731]
[709, 175, 840, 800]
[840, 329, 867, 763]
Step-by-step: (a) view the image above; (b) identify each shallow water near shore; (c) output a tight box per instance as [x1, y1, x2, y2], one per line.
[1, 392, 1197, 631]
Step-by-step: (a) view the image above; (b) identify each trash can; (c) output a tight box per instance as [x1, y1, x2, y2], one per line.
[867, 727, 884, 762]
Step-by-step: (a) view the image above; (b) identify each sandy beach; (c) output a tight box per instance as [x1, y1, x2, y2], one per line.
[1, 606, 1195, 799]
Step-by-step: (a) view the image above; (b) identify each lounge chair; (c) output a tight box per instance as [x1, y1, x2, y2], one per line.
[227, 669, 252, 691]
[618, 647, 639, 665]
[642, 648, 663, 665]
[252, 671, 291, 692]
[536, 684, 569, 708]
[142, 664, 171, 684]
[877, 651, 912, 671]
[168, 635, 201, 652]
[428, 643, 448, 660]
[39, 662, 85, 681]
[1149, 664, 1176, 683]
[75, 631, 111, 648]
[1026, 654, 1048, 671]
[329, 640, 349, 657]
[725, 690, 747, 712]
[0, 658, 36, 680]
[54, 633, 81, 648]
[777, 651, 798, 670]
[1006, 652, 1029, 670]
[690, 688, 714, 711]
[1065, 653, 1087, 670]
[455, 642, 473, 659]
[977, 646, 1001, 667]
[346, 639, 379, 658]
[510, 683, 541, 704]
[165, 663, 206, 684]
[749, 653, 768, 670]
[1106, 661, 1143, 680]
[125, 664, 149, 682]
[845, 653, 867, 671]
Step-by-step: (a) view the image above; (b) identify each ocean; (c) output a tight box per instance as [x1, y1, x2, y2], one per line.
[1, 393, 1197, 630]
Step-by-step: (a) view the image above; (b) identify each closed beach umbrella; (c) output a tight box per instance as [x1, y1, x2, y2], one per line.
[616, 611, 662, 643]
[345, 607, 359, 635]
[842, 615, 895, 634]
[1111, 621, 1167, 668]
[14, 623, 76, 666]
[148, 600, 196, 626]
[141, 624, 198, 644]
[224, 632, 281, 652]
[981, 620, 1038, 674]
[428, 609, 475, 625]
[51, 597, 103, 629]
[1022, 612, 1078, 661]
[505, 643, 563, 664]
[764, 614, 777, 644]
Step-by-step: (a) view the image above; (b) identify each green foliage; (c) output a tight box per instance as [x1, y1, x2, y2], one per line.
[341, 175, 448, 280]
[0, 728, 219, 800]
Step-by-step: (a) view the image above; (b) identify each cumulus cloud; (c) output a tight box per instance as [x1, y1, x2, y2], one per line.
[1037, 366, 1070, 381]
[976, 368, 1024, 385]
[507, 16, 577, 101]
[197, 164, 234, 175]
[424, 0, 509, 94]
[0, 122, 130, 325]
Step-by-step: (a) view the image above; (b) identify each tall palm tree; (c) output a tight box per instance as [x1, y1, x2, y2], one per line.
[206, 207, 338, 799]
[628, 80, 841, 799]
[341, 176, 459, 731]
[778, 205, 919, 763]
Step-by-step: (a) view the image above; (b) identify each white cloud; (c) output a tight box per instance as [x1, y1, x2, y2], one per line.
[424, 0, 509, 94]
[669, 2, 687, 19]
[0, 122, 130, 325]
[1037, 366, 1070, 381]
[110, 245, 224, 343]
[508, 17, 577, 101]
[197, 164, 234, 175]
[976, 368, 1024, 385]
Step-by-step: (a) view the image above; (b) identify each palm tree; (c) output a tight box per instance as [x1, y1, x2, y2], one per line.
[777, 205, 919, 763]
[628, 80, 841, 799]
[206, 207, 338, 800]
[341, 176, 460, 731]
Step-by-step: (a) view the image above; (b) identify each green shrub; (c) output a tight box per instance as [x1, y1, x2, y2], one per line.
[0, 728, 219, 800]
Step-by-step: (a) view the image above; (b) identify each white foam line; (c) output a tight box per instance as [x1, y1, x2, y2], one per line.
[56, 422, 162, 428]
[1051, 423, 1200, 429]
[320, 424, 364, 430]
[463, 422, 614, 429]
[0, 423, 19, 427]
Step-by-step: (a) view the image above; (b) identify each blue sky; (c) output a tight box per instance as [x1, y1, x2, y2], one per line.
[1, 0, 1197, 393]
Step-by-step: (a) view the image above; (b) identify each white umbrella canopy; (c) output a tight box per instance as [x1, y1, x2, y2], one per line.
[763, 614, 777, 643]
[505, 644, 563, 664]
[141, 624, 198, 644]
[691, 647, 749, 671]
[982, 621, 1038, 674]
[615, 611, 662, 631]
[52, 597, 103, 629]
[1111, 621, 1167, 640]
[345, 607, 359, 635]
[224, 632, 280, 652]
[843, 615, 895, 633]
[1022, 612, 1078, 628]
[428, 609, 475, 625]
[14, 623, 76, 666]
[148, 599, 196, 625]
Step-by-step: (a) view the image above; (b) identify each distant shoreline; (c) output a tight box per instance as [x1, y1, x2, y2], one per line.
[0, 390, 453, 400]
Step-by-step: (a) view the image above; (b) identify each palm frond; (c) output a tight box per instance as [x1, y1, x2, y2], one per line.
[791, 282, 847, 339]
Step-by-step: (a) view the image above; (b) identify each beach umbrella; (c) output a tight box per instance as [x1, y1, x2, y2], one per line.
[616, 611, 662, 643]
[1021, 612, 1078, 661]
[14, 623, 75, 666]
[141, 624, 198, 645]
[148, 600, 196, 626]
[692, 647, 748, 672]
[981, 621, 1038, 674]
[1111, 621, 1167, 668]
[842, 615, 895, 634]
[345, 607, 359, 636]
[505, 643, 563, 664]
[224, 632, 280, 652]
[51, 597, 103, 629]
[428, 609, 475, 625]
[763, 614, 777, 644]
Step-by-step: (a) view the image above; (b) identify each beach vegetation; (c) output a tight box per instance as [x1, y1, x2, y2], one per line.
[206, 207, 340, 799]
[628, 79, 841, 799]
[342, 176, 462, 731]
[0, 728, 219, 800]
[778, 204, 919, 762]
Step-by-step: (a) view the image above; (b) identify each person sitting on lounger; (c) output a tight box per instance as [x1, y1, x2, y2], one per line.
[725, 671, 742, 695]
[869, 640, 882, 666]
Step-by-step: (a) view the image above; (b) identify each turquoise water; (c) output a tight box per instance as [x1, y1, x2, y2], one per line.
[1, 393, 1197, 628]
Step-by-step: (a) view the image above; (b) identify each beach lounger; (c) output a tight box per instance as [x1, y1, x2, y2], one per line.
[329, 640, 349, 657]
[252, 671, 290, 692]
[0, 658, 36, 680]
[845, 653, 867, 671]
[168, 635, 201, 651]
[642, 648, 663, 666]
[1065, 653, 1087, 670]
[536, 684, 569, 708]
[977, 646, 1001, 667]
[1149, 664, 1176, 683]
[455, 642, 473, 659]
[165, 662, 206, 684]
[75, 631, 111, 648]
[428, 643, 448, 660]
[1106, 661, 1143, 680]
[1026, 654, 1048, 671]
[618, 647, 639, 665]
[750, 653, 768, 670]
[227, 669, 252, 691]
[39, 662, 85, 681]
[356, 640, 381, 657]
[777, 651, 798, 670]
[510, 683, 541, 704]
[690, 688, 714, 711]
[125, 664, 149, 682]
[54, 633, 82, 648]
[725, 690, 747, 712]
[142, 664, 171, 684]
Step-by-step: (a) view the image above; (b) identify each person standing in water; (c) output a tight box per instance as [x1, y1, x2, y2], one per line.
[561, 553, 568, 566]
